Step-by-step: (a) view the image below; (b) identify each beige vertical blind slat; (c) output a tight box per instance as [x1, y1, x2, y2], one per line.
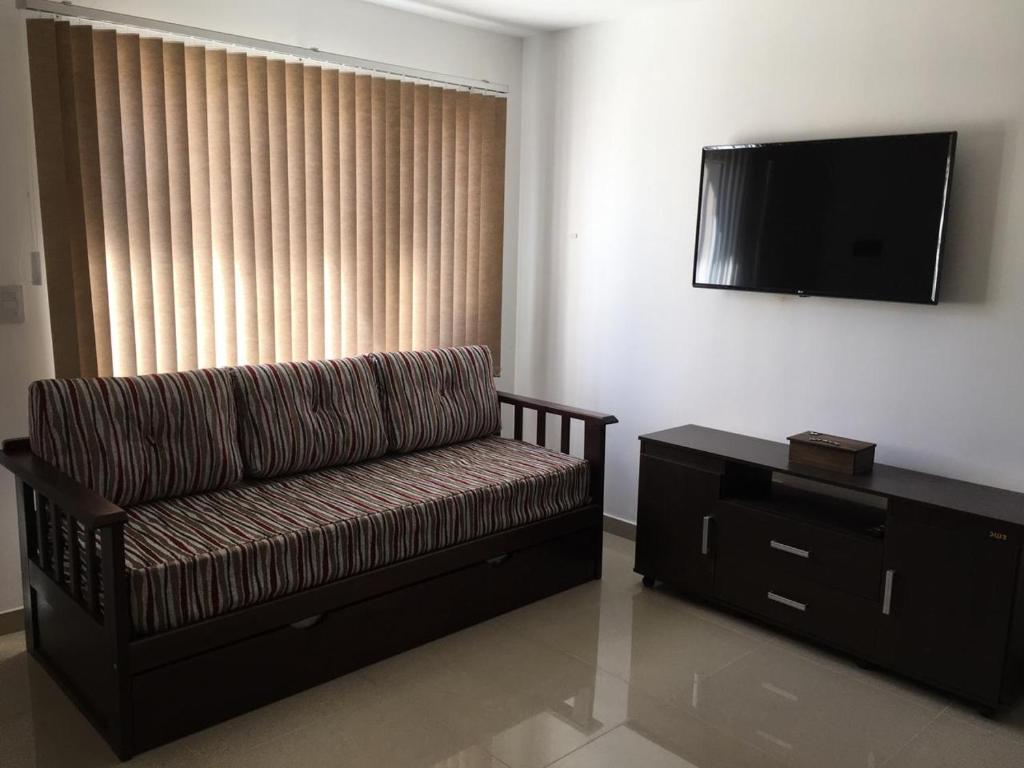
[439, 89, 456, 349]
[465, 93, 483, 348]
[94, 30, 140, 377]
[425, 86, 442, 350]
[162, 42, 197, 372]
[206, 49, 237, 367]
[304, 67, 325, 361]
[338, 72, 357, 358]
[285, 62, 307, 361]
[27, 19, 507, 378]
[398, 81, 414, 352]
[354, 75, 373, 355]
[452, 90, 469, 348]
[226, 53, 258, 366]
[370, 77, 387, 352]
[411, 84, 428, 351]
[140, 37, 177, 374]
[69, 25, 115, 377]
[321, 68, 341, 359]
[266, 58, 291, 364]
[479, 96, 506, 370]
[384, 79, 401, 353]
[247, 56, 274, 364]
[183, 45, 215, 370]
[26, 20, 84, 377]
[104, 32, 146, 376]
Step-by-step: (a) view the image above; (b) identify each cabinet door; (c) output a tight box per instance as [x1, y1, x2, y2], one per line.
[635, 455, 720, 596]
[880, 501, 1020, 706]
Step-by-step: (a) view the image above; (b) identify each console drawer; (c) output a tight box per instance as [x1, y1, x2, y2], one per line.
[713, 560, 881, 659]
[715, 499, 883, 600]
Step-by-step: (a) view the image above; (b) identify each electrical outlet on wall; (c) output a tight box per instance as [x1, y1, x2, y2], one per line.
[0, 285, 25, 324]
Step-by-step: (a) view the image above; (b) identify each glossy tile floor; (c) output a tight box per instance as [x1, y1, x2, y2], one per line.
[3, 533, 1024, 767]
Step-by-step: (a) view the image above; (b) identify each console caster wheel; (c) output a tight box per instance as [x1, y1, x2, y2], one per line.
[642, 575, 656, 588]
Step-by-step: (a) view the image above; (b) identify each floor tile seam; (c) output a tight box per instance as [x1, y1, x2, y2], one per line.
[485, 608, 635, 687]
[539, 722, 629, 768]
[877, 704, 949, 767]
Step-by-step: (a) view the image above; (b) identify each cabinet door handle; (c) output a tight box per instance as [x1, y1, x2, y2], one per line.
[701, 515, 712, 555]
[767, 591, 807, 612]
[882, 569, 895, 615]
[770, 540, 810, 559]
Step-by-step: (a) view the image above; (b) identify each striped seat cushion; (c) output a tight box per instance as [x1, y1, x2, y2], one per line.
[29, 369, 242, 507]
[232, 356, 388, 478]
[123, 437, 589, 636]
[372, 345, 501, 453]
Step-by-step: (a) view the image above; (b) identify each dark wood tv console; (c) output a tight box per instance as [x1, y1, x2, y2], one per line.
[634, 424, 1024, 712]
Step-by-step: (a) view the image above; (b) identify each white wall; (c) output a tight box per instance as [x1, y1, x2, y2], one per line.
[517, 0, 1024, 523]
[0, 0, 523, 613]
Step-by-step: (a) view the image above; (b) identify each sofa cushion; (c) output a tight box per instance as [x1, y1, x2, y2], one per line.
[121, 436, 588, 635]
[232, 356, 388, 478]
[29, 369, 242, 507]
[372, 345, 501, 453]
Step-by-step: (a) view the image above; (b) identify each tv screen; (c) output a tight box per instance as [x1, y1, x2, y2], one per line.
[692, 132, 956, 304]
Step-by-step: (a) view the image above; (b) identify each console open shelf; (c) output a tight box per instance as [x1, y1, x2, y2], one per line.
[724, 479, 887, 540]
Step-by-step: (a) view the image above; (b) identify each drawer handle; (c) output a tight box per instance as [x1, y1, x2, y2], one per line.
[767, 591, 806, 612]
[486, 553, 511, 566]
[770, 540, 810, 559]
[701, 515, 712, 556]
[290, 614, 323, 630]
[882, 569, 895, 615]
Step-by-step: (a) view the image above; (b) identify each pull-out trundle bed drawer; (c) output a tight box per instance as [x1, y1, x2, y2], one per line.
[130, 517, 600, 752]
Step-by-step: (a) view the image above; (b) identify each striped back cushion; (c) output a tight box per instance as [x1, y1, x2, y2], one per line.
[29, 369, 242, 507]
[372, 345, 501, 453]
[232, 356, 388, 478]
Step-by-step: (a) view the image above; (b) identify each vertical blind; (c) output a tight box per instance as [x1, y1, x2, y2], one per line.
[25, 19, 507, 378]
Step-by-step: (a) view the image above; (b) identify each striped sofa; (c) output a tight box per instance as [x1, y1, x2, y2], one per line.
[28, 346, 587, 636]
[2, 345, 616, 758]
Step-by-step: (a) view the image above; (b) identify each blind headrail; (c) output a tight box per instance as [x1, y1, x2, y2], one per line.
[16, 0, 510, 95]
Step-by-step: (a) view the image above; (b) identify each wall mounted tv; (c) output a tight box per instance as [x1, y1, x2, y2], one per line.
[692, 132, 956, 304]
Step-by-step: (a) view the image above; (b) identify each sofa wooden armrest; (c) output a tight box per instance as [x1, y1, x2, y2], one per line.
[497, 391, 618, 426]
[1, 437, 133, 757]
[497, 391, 617, 509]
[1, 438, 127, 528]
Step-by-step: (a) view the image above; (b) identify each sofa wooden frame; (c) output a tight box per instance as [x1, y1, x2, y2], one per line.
[0, 391, 616, 760]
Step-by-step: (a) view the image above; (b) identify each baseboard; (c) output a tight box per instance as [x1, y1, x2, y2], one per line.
[0, 607, 23, 636]
[603, 514, 636, 541]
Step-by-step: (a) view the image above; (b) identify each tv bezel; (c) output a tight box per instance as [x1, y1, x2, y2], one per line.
[690, 131, 957, 305]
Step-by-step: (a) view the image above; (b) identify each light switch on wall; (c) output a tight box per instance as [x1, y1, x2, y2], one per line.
[0, 285, 25, 324]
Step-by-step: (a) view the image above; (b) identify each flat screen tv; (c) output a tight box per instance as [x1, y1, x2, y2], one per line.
[692, 132, 956, 304]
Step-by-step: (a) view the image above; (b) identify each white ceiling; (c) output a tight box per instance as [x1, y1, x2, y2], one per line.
[364, 0, 675, 35]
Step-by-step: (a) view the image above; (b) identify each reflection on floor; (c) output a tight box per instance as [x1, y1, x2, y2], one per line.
[3, 533, 1024, 767]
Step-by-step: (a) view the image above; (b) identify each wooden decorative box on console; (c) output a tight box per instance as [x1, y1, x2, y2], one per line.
[787, 431, 876, 475]
[634, 424, 1024, 714]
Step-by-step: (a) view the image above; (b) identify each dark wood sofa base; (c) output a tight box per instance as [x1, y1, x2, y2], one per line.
[132, 509, 602, 753]
[3, 391, 617, 760]
[27, 504, 602, 759]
